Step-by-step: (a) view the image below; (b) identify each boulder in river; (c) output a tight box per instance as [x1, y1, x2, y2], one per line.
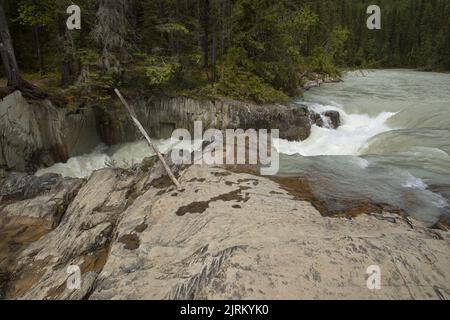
[323, 110, 341, 129]
[309, 110, 341, 129]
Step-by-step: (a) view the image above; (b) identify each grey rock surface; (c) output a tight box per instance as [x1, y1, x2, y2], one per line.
[0, 91, 101, 172]
[323, 110, 341, 129]
[97, 96, 320, 143]
[87, 166, 449, 300]
[3, 161, 447, 301]
[2, 169, 135, 299]
[0, 173, 83, 228]
[1, 163, 449, 300]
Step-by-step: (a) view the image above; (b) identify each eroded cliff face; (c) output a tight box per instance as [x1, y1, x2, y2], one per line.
[0, 91, 101, 172]
[0, 91, 339, 173]
[96, 96, 319, 145]
[0, 158, 449, 300]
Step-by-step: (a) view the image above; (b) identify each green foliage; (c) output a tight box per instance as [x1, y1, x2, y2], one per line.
[309, 27, 349, 75]
[156, 23, 190, 35]
[216, 68, 289, 104]
[229, 0, 314, 97]
[3, 0, 449, 106]
[309, 47, 338, 76]
[214, 49, 289, 104]
[15, 1, 53, 27]
[338, 0, 450, 71]
[143, 57, 180, 87]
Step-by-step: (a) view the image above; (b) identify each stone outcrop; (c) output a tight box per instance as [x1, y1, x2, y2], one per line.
[0, 172, 84, 299]
[435, 214, 450, 231]
[323, 110, 341, 129]
[0, 91, 101, 172]
[1, 169, 131, 299]
[96, 96, 322, 144]
[309, 110, 341, 130]
[302, 73, 343, 91]
[0, 173, 84, 228]
[1, 161, 448, 300]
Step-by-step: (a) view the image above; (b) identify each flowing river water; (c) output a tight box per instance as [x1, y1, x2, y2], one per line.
[278, 70, 450, 225]
[37, 70, 450, 226]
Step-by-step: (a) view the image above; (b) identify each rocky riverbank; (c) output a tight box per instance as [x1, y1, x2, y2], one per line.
[0, 155, 449, 300]
[302, 73, 343, 91]
[0, 91, 339, 173]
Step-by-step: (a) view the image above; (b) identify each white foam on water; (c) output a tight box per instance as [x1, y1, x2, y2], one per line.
[400, 173, 448, 210]
[276, 103, 396, 157]
[36, 145, 112, 179]
[352, 157, 370, 169]
[402, 174, 428, 190]
[431, 195, 449, 209]
[35, 138, 203, 179]
[400, 146, 450, 158]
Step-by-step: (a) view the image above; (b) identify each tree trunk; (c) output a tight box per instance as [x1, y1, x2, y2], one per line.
[0, 2, 23, 87]
[32, 25, 45, 75]
[200, 0, 210, 71]
[93, 0, 133, 73]
[32, 0, 44, 75]
[58, 13, 72, 86]
[212, 29, 216, 82]
[0, 2, 45, 99]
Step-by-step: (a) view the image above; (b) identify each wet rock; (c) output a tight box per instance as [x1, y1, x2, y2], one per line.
[2, 91, 321, 173]
[309, 110, 341, 130]
[1, 173, 64, 202]
[2, 169, 138, 300]
[0, 172, 85, 299]
[118, 234, 140, 250]
[323, 110, 341, 129]
[310, 113, 324, 127]
[435, 214, 450, 231]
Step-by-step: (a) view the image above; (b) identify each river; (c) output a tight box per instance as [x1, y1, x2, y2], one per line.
[278, 69, 450, 225]
[37, 70, 450, 226]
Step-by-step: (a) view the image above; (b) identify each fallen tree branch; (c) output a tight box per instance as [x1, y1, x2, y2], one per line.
[114, 88, 182, 190]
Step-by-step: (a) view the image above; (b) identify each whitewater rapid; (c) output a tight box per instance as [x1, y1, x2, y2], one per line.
[277, 70, 450, 225]
[36, 139, 177, 178]
[276, 102, 397, 157]
[37, 99, 399, 178]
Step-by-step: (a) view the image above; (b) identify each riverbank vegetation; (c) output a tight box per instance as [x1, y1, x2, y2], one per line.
[1, 0, 449, 105]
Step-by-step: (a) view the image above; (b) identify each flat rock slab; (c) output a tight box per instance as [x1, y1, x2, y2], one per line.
[89, 166, 450, 300]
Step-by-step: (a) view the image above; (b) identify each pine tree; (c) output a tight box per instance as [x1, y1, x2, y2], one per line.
[0, 1, 24, 87]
